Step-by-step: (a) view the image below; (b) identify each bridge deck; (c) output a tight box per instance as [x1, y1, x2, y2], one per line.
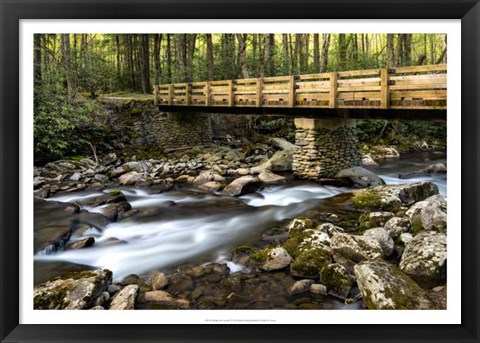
[153, 64, 446, 112]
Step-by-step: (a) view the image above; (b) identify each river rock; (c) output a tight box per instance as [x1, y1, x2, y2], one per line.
[34, 269, 112, 309]
[309, 283, 328, 297]
[34, 225, 72, 254]
[320, 263, 352, 298]
[100, 201, 132, 222]
[335, 166, 385, 188]
[66, 236, 95, 250]
[354, 260, 432, 309]
[399, 163, 447, 179]
[260, 247, 293, 271]
[362, 154, 378, 166]
[144, 290, 190, 309]
[362, 227, 395, 257]
[269, 137, 296, 151]
[405, 194, 447, 233]
[101, 152, 118, 166]
[399, 233, 413, 245]
[109, 284, 139, 310]
[359, 211, 395, 231]
[223, 176, 262, 196]
[351, 182, 439, 210]
[150, 272, 168, 290]
[288, 279, 314, 296]
[384, 217, 411, 239]
[193, 171, 225, 185]
[369, 146, 400, 159]
[330, 232, 383, 262]
[258, 171, 287, 185]
[69, 172, 82, 182]
[118, 171, 144, 185]
[250, 150, 293, 174]
[198, 181, 224, 192]
[81, 190, 127, 207]
[399, 231, 447, 288]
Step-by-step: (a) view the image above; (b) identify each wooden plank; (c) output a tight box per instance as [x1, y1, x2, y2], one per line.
[390, 90, 447, 100]
[296, 93, 330, 100]
[256, 78, 263, 107]
[288, 75, 295, 108]
[297, 73, 331, 81]
[389, 83, 446, 90]
[338, 85, 382, 92]
[227, 80, 234, 106]
[390, 74, 445, 81]
[261, 90, 289, 95]
[329, 72, 338, 108]
[262, 83, 290, 91]
[337, 92, 381, 100]
[338, 69, 380, 77]
[262, 75, 290, 82]
[234, 91, 257, 95]
[390, 77, 447, 87]
[380, 68, 389, 109]
[296, 81, 330, 89]
[393, 64, 447, 74]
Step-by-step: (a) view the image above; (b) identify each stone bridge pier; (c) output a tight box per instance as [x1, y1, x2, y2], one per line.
[292, 118, 361, 179]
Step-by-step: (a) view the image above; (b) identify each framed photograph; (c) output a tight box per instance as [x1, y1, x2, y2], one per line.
[1, 0, 479, 342]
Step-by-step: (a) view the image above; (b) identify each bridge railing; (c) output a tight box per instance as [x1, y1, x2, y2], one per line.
[153, 64, 446, 110]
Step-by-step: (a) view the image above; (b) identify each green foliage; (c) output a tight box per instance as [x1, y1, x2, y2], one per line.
[34, 73, 107, 165]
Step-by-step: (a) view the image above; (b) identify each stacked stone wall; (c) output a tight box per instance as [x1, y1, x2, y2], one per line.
[292, 119, 361, 179]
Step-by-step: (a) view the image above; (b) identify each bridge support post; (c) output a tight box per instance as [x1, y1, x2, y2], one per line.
[292, 118, 361, 179]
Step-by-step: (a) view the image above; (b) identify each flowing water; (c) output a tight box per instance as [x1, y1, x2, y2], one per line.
[35, 152, 446, 284]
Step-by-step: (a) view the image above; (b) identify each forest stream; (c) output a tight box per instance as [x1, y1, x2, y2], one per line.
[33, 152, 446, 310]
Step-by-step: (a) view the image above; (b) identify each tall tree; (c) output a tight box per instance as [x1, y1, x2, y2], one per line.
[61, 34, 74, 92]
[205, 34, 215, 81]
[320, 34, 330, 72]
[313, 33, 320, 71]
[34, 34, 42, 86]
[153, 34, 162, 85]
[236, 34, 249, 78]
[338, 34, 347, 69]
[140, 34, 151, 93]
[386, 34, 395, 68]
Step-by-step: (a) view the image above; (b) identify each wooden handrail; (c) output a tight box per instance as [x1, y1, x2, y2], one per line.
[154, 64, 447, 110]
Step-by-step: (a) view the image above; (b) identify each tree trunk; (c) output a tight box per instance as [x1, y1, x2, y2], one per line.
[403, 34, 412, 66]
[186, 34, 197, 82]
[236, 34, 249, 78]
[429, 34, 435, 64]
[140, 34, 151, 93]
[206, 34, 215, 81]
[34, 34, 42, 86]
[338, 34, 347, 70]
[320, 33, 330, 72]
[175, 34, 187, 82]
[166, 34, 172, 83]
[436, 47, 447, 64]
[115, 34, 121, 77]
[386, 34, 395, 68]
[61, 34, 74, 92]
[153, 34, 162, 85]
[395, 34, 405, 66]
[313, 33, 320, 71]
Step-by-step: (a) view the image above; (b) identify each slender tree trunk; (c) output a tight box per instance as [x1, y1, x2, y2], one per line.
[61, 34, 74, 92]
[175, 34, 187, 82]
[403, 34, 412, 66]
[320, 33, 330, 72]
[206, 34, 214, 81]
[429, 34, 435, 64]
[34, 34, 42, 86]
[236, 34, 249, 78]
[436, 47, 447, 64]
[140, 34, 150, 93]
[395, 34, 405, 66]
[386, 34, 395, 68]
[186, 34, 197, 82]
[166, 34, 172, 83]
[338, 34, 347, 70]
[153, 34, 162, 85]
[313, 33, 320, 71]
[115, 34, 121, 77]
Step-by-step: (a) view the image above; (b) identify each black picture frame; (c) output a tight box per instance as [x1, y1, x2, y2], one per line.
[1, 0, 479, 342]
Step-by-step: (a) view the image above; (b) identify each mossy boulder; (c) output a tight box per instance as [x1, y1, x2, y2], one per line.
[399, 231, 447, 288]
[384, 217, 411, 239]
[260, 247, 293, 271]
[358, 211, 394, 231]
[351, 182, 439, 211]
[362, 227, 395, 257]
[405, 194, 447, 233]
[331, 232, 383, 263]
[354, 260, 432, 309]
[109, 284, 139, 310]
[34, 269, 112, 309]
[290, 247, 332, 278]
[320, 263, 352, 298]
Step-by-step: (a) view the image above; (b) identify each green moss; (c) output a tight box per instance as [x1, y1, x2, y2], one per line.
[129, 107, 143, 115]
[410, 222, 423, 236]
[283, 237, 301, 258]
[290, 248, 331, 278]
[64, 155, 85, 161]
[351, 189, 384, 210]
[250, 248, 272, 263]
[319, 264, 352, 297]
[58, 270, 97, 281]
[233, 245, 255, 254]
[109, 189, 123, 195]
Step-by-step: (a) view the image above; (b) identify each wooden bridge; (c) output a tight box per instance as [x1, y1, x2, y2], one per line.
[153, 64, 446, 120]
